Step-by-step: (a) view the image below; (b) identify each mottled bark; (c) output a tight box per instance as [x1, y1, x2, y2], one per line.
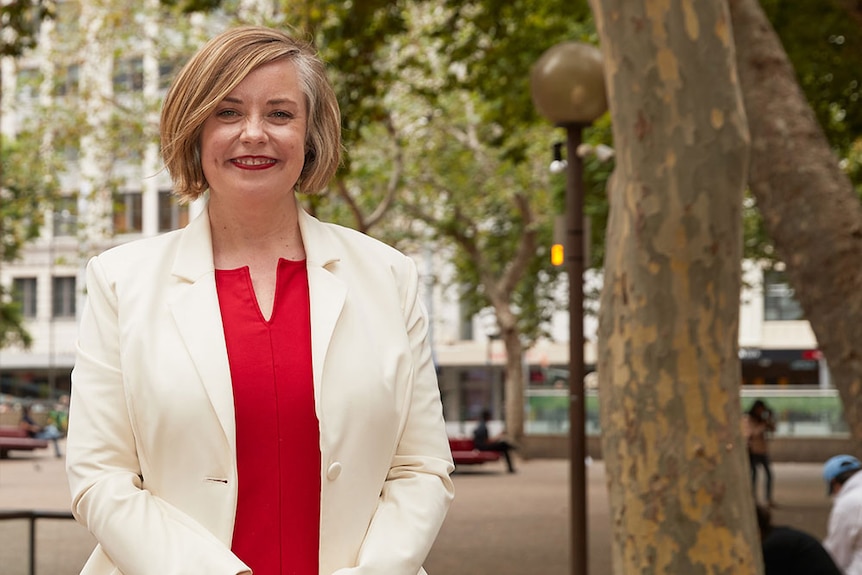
[590, 1, 759, 573]
[502, 330, 525, 446]
[729, 0, 862, 454]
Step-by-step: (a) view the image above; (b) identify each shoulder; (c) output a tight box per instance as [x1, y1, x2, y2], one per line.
[839, 471, 862, 500]
[764, 526, 842, 574]
[82, 229, 192, 303]
[307, 216, 407, 259]
[302, 214, 417, 280]
[92, 229, 184, 273]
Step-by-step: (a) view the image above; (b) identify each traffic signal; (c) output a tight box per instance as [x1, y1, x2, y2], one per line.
[551, 215, 565, 266]
[551, 243, 564, 266]
[550, 214, 591, 266]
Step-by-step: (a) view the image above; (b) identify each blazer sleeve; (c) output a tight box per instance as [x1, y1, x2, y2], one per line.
[65, 255, 250, 575]
[334, 256, 455, 575]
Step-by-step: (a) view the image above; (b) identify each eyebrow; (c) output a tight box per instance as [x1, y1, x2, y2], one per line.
[221, 96, 299, 106]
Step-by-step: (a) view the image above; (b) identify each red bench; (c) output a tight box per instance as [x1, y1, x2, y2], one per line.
[448, 437, 502, 466]
[0, 426, 49, 458]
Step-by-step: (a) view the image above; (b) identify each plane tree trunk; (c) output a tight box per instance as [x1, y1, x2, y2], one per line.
[590, 1, 761, 572]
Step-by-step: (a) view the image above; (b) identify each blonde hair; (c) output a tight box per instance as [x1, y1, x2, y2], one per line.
[160, 26, 342, 200]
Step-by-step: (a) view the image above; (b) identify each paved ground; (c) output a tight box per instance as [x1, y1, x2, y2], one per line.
[0, 440, 835, 575]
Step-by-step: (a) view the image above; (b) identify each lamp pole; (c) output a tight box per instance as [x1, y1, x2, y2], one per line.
[530, 41, 607, 575]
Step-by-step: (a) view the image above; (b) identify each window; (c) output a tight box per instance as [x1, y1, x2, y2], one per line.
[63, 145, 80, 162]
[764, 270, 804, 321]
[12, 278, 37, 318]
[52, 196, 78, 237]
[158, 191, 189, 232]
[113, 58, 144, 92]
[113, 192, 143, 234]
[52, 276, 76, 318]
[54, 2, 81, 46]
[54, 64, 80, 97]
[159, 59, 182, 90]
[16, 67, 42, 101]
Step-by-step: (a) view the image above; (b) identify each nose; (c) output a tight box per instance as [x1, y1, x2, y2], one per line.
[240, 115, 266, 143]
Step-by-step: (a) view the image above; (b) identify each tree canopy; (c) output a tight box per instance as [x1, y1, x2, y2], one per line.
[0, 0, 53, 57]
[0, 135, 59, 348]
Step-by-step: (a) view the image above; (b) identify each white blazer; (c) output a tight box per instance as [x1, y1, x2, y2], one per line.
[66, 205, 455, 575]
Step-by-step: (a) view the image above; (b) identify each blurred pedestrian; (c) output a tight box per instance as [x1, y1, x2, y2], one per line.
[823, 454, 862, 574]
[473, 409, 516, 473]
[744, 399, 777, 506]
[47, 394, 70, 436]
[19, 404, 62, 457]
[756, 504, 842, 575]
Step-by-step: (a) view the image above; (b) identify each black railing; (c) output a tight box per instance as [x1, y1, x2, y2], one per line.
[0, 509, 76, 575]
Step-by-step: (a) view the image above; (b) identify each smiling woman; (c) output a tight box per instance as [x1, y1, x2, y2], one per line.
[159, 27, 341, 201]
[66, 26, 454, 575]
[200, 60, 308, 218]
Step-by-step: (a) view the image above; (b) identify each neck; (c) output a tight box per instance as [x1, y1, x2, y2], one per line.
[208, 193, 305, 266]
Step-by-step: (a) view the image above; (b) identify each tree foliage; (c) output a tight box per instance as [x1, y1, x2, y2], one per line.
[0, 134, 59, 348]
[401, 91, 564, 341]
[740, 0, 862, 262]
[435, 0, 593, 153]
[762, 0, 862, 156]
[0, 0, 53, 57]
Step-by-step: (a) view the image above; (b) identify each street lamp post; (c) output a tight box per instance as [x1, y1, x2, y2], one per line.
[530, 41, 607, 575]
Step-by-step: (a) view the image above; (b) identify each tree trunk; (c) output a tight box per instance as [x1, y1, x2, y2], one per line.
[501, 329, 525, 446]
[729, 0, 862, 454]
[590, 1, 760, 573]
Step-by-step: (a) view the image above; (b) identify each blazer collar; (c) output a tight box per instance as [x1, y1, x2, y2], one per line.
[170, 198, 342, 279]
[297, 198, 341, 270]
[171, 205, 216, 282]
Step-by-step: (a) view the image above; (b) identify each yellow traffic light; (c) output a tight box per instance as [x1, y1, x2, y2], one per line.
[551, 244, 564, 266]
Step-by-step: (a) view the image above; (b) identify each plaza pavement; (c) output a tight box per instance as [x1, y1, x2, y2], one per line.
[0, 440, 835, 575]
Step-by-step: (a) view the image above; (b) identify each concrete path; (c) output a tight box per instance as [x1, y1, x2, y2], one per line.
[0, 441, 835, 575]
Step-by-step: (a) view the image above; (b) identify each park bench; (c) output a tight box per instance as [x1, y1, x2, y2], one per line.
[0, 425, 49, 458]
[448, 437, 502, 467]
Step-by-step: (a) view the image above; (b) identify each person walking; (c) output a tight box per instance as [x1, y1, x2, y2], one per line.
[823, 454, 862, 574]
[744, 399, 777, 507]
[65, 26, 454, 575]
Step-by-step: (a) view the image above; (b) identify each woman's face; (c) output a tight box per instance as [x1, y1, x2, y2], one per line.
[200, 59, 308, 201]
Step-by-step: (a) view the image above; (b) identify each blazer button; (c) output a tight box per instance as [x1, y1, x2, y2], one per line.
[326, 462, 343, 481]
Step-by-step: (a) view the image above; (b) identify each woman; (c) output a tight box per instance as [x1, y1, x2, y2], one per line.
[744, 399, 776, 507]
[66, 26, 454, 575]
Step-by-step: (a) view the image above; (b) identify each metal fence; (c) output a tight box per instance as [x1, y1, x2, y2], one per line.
[525, 386, 848, 437]
[0, 509, 91, 575]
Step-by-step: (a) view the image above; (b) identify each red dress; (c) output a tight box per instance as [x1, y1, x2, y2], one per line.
[215, 258, 320, 575]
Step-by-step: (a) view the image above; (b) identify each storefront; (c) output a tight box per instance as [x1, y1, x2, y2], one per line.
[739, 348, 824, 386]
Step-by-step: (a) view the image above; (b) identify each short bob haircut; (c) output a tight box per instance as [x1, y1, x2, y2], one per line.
[160, 26, 342, 201]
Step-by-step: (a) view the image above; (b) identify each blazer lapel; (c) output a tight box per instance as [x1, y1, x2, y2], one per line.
[298, 206, 347, 409]
[162, 203, 348, 448]
[168, 210, 236, 450]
